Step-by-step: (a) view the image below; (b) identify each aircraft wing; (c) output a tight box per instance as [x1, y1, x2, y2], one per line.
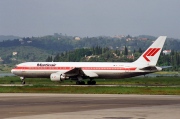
[64, 67, 98, 78]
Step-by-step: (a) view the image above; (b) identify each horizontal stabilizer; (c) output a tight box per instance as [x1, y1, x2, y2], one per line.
[160, 66, 172, 69]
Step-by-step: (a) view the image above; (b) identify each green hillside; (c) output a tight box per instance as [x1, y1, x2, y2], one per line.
[0, 46, 51, 64]
[0, 34, 180, 71]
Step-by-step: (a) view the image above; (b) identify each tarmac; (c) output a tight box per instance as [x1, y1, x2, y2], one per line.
[0, 94, 180, 119]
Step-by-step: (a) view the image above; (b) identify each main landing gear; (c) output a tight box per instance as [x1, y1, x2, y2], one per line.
[87, 80, 96, 85]
[76, 81, 85, 85]
[20, 77, 25, 84]
[87, 78, 96, 85]
[76, 76, 85, 85]
[75, 77, 96, 85]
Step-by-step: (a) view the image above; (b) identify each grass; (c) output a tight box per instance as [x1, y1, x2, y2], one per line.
[1, 76, 180, 86]
[0, 86, 180, 95]
[0, 76, 180, 94]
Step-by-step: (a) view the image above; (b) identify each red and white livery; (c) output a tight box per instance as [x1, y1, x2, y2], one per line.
[11, 36, 167, 85]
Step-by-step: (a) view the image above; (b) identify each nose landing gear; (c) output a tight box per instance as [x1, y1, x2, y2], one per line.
[20, 77, 25, 84]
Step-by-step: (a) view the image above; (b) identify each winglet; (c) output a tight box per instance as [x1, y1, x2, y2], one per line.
[133, 36, 167, 66]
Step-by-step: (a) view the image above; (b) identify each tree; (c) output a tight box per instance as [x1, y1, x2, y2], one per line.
[124, 46, 128, 55]
[53, 54, 60, 62]
[138, 48, 142, 53]
[46, 56, 53, 62]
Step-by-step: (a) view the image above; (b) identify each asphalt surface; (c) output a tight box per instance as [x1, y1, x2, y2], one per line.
[0, 94, 180, 119]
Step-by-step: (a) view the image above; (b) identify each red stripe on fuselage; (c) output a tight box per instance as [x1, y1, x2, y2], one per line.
[12, 66, 137, 71]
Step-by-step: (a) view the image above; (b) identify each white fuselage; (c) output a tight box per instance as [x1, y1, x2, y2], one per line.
[11, 62, 156, 79]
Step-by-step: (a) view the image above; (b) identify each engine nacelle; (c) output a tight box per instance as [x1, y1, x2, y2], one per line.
[50, 72, 68, 81]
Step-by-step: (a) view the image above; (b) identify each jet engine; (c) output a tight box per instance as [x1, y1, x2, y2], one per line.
[50, 72, 67, 81]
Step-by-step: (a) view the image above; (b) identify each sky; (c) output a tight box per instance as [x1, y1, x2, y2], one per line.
[0, 0, 180, 38]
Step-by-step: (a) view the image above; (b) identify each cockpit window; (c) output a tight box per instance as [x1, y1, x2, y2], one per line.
[13, 66, 17, 69]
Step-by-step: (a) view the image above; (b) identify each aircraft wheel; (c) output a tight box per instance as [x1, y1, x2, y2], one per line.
[87, 80, 96, 85]
[22, 80, 25, 85]
[76, 81, 85, 85]
[20, 77, 25, 85]
[80, 81, 85, 85]
[92, 80, 96, 85]
[76, 81, 80, 85]
[87, 81, 91, 85]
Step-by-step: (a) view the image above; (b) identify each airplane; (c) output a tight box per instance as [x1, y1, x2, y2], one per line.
[11, 36, 167, 85]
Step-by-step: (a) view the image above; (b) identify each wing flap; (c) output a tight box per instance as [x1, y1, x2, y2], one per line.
[63, 67, 98, 78]
[64, 68, 83, 77]
[83, 71, 98, 77]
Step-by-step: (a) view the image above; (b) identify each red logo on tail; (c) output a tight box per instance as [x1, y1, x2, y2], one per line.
[143, 48, 161, 62]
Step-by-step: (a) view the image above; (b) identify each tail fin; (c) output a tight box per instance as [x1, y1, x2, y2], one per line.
[133, 36, 167, 66]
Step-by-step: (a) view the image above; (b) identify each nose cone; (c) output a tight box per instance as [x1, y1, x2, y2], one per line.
[11, 69, 14, 74]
